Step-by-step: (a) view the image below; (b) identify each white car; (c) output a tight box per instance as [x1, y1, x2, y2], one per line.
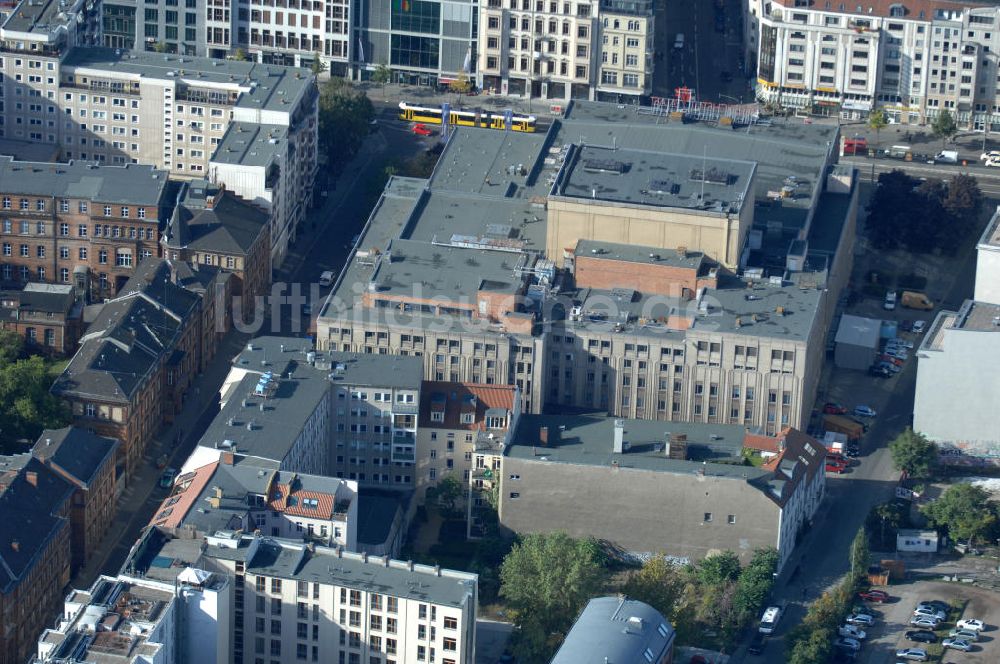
[981, 150, 1000, 161]
[854, 405, 877, 418]
[957, 618, 986, 632]
[943, 638, 973, 651]
[913, 607, 946, 621]
[909, 616, 940, 629]
[912, 320, 926, 334]
[846, 613, 875, 626]
[884, 290, 898, 310]
[895, 648, 928, 661]
[839, 625, 867, 640]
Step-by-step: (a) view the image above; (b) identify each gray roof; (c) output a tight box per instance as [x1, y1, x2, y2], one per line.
[575, 239, 709, 271]
[233, 336, 424, 389]
[52, 259, 200, 402]
[552, 597, 674, 664]
[0, 156, 167, 205]
[211, 123, 288, 167]
[553, 145, 754, 214]
[206, 535, 477, 608]
[164, 182, 269, 255]
[196, 372, 330, 464]
[0, 457, 73, 592]
[61, 48, 315, 115]
[0, 283, 75, 315]
[32, 427, 118, 488]
[356, 490, 406, 548]
[1, 0, 82, 37]
[834, 314, 881, 348]
[508, 413, 764, 478]
[427, 126, 552, 199]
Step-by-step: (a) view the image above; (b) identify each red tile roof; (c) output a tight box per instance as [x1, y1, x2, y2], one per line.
[418, 381, 518, 430]
[149, 461, 218, 529]
[267, 480, 337, 519]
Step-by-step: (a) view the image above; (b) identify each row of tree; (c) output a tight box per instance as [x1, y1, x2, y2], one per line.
[866, 170, 983, 254]
[497, 532, 778, 663]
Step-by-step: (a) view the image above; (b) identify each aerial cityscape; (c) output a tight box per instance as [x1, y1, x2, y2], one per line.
[0, 0, 999, 663]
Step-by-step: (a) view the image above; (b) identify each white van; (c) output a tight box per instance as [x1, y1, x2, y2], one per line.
[319, 271, 334, 288]
[674, 33, 685, 49]
[759, 606, 782, 634]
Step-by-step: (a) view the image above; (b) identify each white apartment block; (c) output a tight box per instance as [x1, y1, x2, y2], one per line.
[0, 1, 318, 267]
[747, 0, 1000, 128]
[477, 0, 653, 101]
[204, 532, 478, 664]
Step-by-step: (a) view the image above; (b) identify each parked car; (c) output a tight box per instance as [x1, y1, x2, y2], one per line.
[411, 123, 433, 136]
[876, 360, 902, 372]
[839, 625, 867, 640]
[869, 365, 893, 379]
[824, 402, 848, 414]
[981, 150, 1000, 161]
[917, 600, 950, 613]
[826, 462, 848, 474]
[956, 618, 986, 632]
[159, 467, 178, 489]
[846, 613, 875, 626]
[942, 638, 973, 651]
[905, 630, 938, 644]
[912, 320, 927, 334]
[858, 590, 890, 603]
[879, 354, 904, 366]
[885, 348, 909, 361]
[948, 628, 979, 642]
[913, 607, 946, 621]
[887, 339, 914, 350]
[844, 446, 861, 458]
[834, 637, 861, 652]
[895, 648, 928, 661]
[884, 290, 898, 310]
[909, 616, 940, 629]
[853, 405, 878, 418]
[318, 270, 335, 287]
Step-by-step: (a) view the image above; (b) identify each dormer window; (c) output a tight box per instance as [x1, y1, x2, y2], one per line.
[486, 415, 506, 429]
[431, 411, 444, 423]
[460, 412, 475, 425]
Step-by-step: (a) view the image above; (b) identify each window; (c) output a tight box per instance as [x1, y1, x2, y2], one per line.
[704, 512, 713, 522]
[727, 514, 737, 524]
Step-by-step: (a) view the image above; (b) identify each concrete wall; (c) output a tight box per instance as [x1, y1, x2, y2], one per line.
[834, 341, 875, 371]
[499, 458, 780, 564]
[914, 325, 1000, 458]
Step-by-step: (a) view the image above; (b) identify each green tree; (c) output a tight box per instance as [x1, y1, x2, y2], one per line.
[922, 483, 998, 547]
[889, 428, 938, 479]
[372, 64, 392, 97]
[733, 548, 779, 621]
[428, 473, 463, 518]
[788, 626, 835, 664]
[153, 41, 168, 54]
[866, 169, 921, 250]
[0, 356, 70, 446]
[696, 551, 742, 586]
[318, 77, 374, 167]
[310, 53, 326, 75]
[500, 533, 606, 662]
[932, 109, 959, 148]
[867, 109, 888, 148]
[867, 501, 907, 550]
[849, 527, 870, 581]
[449, 72, 472, 98]
[621, 555, 684, 618]
[232, 48, 249, 62]
[0, 329, 24, 364]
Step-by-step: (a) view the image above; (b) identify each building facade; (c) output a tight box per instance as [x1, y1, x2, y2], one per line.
[747, 0, 1000, 127]
[0, 283, 83, 353]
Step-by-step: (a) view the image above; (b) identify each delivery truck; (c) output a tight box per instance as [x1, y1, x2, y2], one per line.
[823, 414, 864, 442]
[901, 291, 934, 310]
[934, 150, 959, 164]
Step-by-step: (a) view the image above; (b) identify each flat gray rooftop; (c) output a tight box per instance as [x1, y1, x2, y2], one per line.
[554, 145, 753, 214]
[402, 191, 547, 252]
[507, 413, 768, 479]
[0, 156, 166, 205]
[956, 300, 1000, 331]
[428, 126, 551, 199]
[208, 537, 476, 608]
[61, 48, 313, 114]
[1, 0, 78, 36]
[835, 314, 881, 348]
[211, 123, 287, 167]
[575, 239, 708, 271]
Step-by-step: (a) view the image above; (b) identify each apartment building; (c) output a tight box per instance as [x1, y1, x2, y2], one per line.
[552, 597, 675, 664]
[0, 283, 83, 353]
[150, 455, 360, 551]
[0, 157, 168, 301]
[52, 259, 215, 481]
[499, 414, 827, 570]
[416, 382, 519, 500]
[31, 427, 119, 573]
[913, 207, 1000, 464]
[102, 0, 136, 50]
[202, 531, 478, 664]
[0, 455, 73, 664]
[595, 0, 654, 100]
[318, 102, 856, 433]
[162, 179, 272, 320]
[748, 0, 1000, 127]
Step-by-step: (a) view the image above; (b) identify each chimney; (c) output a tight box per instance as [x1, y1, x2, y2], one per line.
[11, 541, 19, 552]
[612, 419, 625, 454]
[539, 426, 549, 446]
[25, 471, 38, 487]
[221, 451, 235, 466]
[45, 438, 52, 446]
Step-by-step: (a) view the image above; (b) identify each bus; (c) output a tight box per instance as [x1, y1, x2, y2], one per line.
[397, 102, 537, 133]
[759, 606, 782, 634]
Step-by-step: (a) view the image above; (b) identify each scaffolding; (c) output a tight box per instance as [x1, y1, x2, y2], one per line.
[638, 89, 763, 127]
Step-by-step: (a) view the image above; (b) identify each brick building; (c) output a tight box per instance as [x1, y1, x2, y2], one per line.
[31, 427, 119, 573]
[0, 156, 168, 301]
[0, 282, 83, 354]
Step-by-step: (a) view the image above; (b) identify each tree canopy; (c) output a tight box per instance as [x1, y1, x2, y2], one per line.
[318, 78, 374, 168]
[922, 483, 998, 546]
[0, 355, 69, 447]
[889, 428, 938, 478]
[500, 532, 606, 662]
[867, 109, 888, 147]
[621, 554, 684, 619]
[425, 473, 463, 518]
[931, 109, 958, 146]
[0, 329, 24, 364]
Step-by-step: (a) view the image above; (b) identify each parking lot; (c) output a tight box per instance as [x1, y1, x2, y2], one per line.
[852, 580, 1000, 663]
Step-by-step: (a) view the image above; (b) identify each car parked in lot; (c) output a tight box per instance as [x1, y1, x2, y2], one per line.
[887, 338, 914, 350]
[835, 637, 861, 652]
[895, 648, 928, 661]
[824, 402, 848, 414]
[917, 600, 950, 613]
[948, 628, 979, 642]
[909, 616, 940, 629]
[913, 607, 946, 621]
[858, 590, 890, 603]
[159, 467, 177, 489]
[912, 320, 926, 334]
[846, 613, 875, 626]
[826, 462, 848, 474]
[884, 290, 898, 310]
[876, 360, 902, 373]
[942, 638, 973, 651]
[838, 625, 866, 640]
[957, 618, 986, 632]
[884, 348, 909, 361]
[905, 630, 937, 644]
[853, 405, 877, 418]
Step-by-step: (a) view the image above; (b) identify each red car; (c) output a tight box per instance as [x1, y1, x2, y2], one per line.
[827, 453, 850, 466]
[879, 354, 904, 367]
[858, 590, 890, 603]
[824, 402, 848, 415]
[411, 123, 433, 136]
[826, 462, 848, 474]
